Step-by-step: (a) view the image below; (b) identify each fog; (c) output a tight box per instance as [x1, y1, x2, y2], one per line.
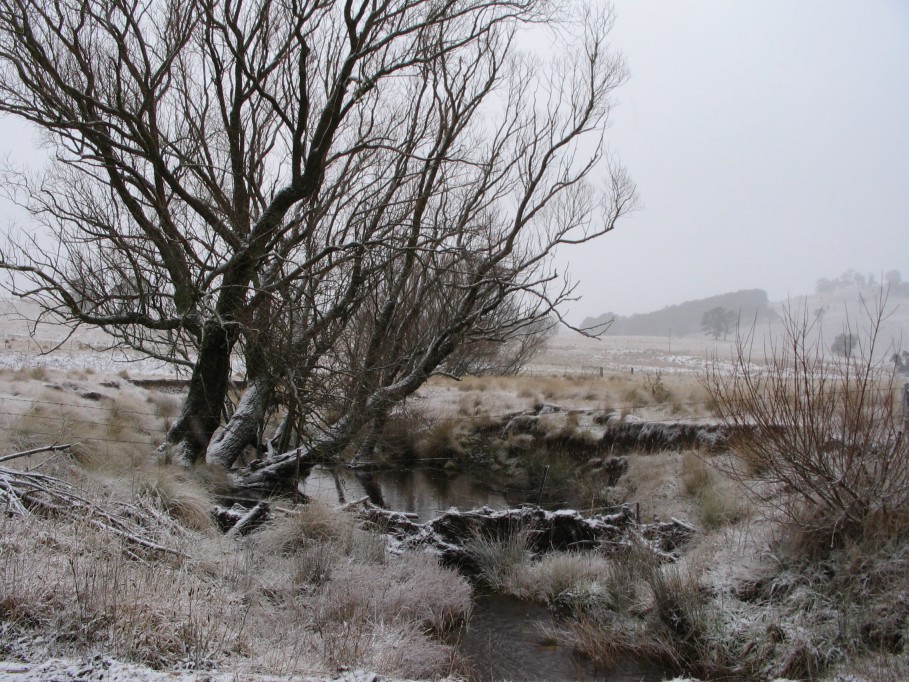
[561, 0, 909, 322]
[0, 1, 906, 324]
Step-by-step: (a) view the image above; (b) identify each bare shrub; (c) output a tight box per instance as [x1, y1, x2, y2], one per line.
[643, 371, 672, 404]
[702, 295, 909, 550]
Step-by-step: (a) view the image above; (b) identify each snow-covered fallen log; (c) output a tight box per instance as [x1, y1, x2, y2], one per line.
[354, 502, 696, 569]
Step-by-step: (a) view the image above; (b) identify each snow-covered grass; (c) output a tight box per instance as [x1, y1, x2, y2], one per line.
[0, 472, 471, 680]
[2, 294, 907, 681]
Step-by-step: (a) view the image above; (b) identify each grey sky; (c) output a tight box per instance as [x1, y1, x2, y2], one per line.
[0, 1, 906, 325]
[561, 0, 909, 322]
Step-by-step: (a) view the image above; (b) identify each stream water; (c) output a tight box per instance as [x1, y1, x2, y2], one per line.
[300, 466, 513, 520]
[460, 593, 668, 682]
[300, 466, 668, 681]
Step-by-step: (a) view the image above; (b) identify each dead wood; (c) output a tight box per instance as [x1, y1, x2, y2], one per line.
[0, 443, 72, 464]
[225, 501, 271, 537]
[353, 501, 696, 571]
[0, 464, 184, 558]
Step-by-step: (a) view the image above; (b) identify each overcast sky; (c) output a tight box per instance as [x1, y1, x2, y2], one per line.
[560, 0, 909, 322]
[0, 1, 906, 325]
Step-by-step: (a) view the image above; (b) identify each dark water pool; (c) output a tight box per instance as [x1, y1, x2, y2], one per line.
[299, 466, 513, 521]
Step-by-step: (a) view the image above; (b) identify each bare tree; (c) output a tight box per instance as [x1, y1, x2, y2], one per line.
[701, 306, 738, 340]
[0, 0, 636, 477]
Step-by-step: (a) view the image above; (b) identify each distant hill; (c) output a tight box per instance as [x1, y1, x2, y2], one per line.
[580, 289, 771, 337]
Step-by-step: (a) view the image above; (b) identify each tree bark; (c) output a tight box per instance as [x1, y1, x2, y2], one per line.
[159, 320, 234, 465]
[351, 412, 389, 466]
[206, 375, 274, 469]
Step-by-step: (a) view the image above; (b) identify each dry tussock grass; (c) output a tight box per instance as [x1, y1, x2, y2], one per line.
[0, 370, 174, 475]
[0, 358, 473, 682]
[509, 552, 613, 604]
[0, 478, 472, 679]
[253, 500, 384, 562]
[680, 452, 747, 530]
[0, 512, 244, 669]
[134, 470, 216, 531]
[415, 418, 465, 460]
[419, 369, 713, 425]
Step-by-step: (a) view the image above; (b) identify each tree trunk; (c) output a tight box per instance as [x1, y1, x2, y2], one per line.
[159, 320, 234, 465]
[351, 412, 388, 466]
[206, 376, 274, 469]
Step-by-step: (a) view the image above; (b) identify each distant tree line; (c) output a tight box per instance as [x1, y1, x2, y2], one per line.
[581, 289, 769, 337]
[816, 270, 909, 296]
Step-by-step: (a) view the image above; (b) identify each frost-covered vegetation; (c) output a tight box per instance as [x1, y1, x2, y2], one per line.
[1, 288, 907, 681]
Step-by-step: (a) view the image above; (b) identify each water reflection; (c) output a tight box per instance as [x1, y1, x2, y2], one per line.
[299, 466, 512, 521]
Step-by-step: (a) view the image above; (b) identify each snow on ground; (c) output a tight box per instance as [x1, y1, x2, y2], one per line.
[0, 658, 417, 682]
[0, 348, 175, 376]
[526, 331, 738, 376]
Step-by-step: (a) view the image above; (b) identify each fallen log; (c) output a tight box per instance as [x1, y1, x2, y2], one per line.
[226, 501, 270, 537]
[229, 446, 318, 493]
[354, 502, 696, 571]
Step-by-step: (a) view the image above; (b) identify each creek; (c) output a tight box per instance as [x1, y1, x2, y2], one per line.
[300, 466, 670, 682]
[300, 466, 515, 520]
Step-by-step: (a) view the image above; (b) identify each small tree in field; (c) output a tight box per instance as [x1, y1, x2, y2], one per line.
[701, 307, 738, 340]
[831, 332, 857, 358]
[702, 295, 908, 551]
